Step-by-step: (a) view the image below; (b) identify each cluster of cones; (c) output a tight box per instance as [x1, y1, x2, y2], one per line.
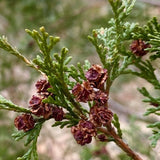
[14, 79, 64, 132]
[71, 65, 113, 145]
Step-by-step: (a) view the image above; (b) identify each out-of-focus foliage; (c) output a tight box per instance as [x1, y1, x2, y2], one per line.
[0, 0, 152, 91]
[0, 0, 158, 160]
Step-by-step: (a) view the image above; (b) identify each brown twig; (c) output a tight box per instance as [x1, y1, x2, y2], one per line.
[98, 124, 143, 160]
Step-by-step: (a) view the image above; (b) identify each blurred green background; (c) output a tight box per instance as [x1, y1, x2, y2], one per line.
[0, 0, 160, 159]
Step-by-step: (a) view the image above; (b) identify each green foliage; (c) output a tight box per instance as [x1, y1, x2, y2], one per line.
[132, 60, 160, 89]
[144, 107, 160, 116]
[88, 0, 160, 151]
[52, 116, 78, 128]
[0, 36, 32, 65]
[0, 26, 87, 158]
[80, 146, 92, 160]
[139, 87, 160, 147]
[112, 114, 122, 138]
[12, 121, 43, 160]
[0, 95, 31, 113]
[0, 0, 114, 91]
[88, 0, 160, 153]
[132, 17, 160, 60]
[139, 87, 160, 115]
[1, 0, 160, 159]
[0, 119, 27, 160]
[148, 130, 160, 148]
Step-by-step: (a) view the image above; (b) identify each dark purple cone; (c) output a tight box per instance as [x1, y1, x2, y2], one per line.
[130, 39, 151, 56]
[85, 64, 108, 89]
[90, 105, 102, 127]
[29, 95, 42, 108]
[71, 120, 96, 145]
[43, 103, 54, 119]
[80, 120, 96, 134]
[14, 114, 35, 132]
[97, 107, 113, 125]
[52, 106, 64, 121]
[29, 95, 53, 119]
[90, 105, 113, 127]
[74, 130, 84, 142]
[97, 134, 108, 142]
[35, 79, 50, 92]
[35, 79, 51, 97]
[74, 130, 92, 145]
[94, 91, 108, 106]
[85, 69, 99, 81]
[150, 103, 159, 107]
[72, 83, 82, 96]
[72, 81, 93, 102]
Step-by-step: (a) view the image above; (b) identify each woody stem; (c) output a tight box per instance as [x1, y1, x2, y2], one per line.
[98, 124, 143, 160]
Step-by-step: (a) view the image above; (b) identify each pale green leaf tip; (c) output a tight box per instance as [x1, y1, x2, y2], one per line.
[25, 29, 30, 33]
[62, 47, 68, 53]
[40, 26, 45, 32]
[33, 30, 38, 34]
[2, 35, 6, 39]
[65, 48, 69, 52]
[54, 37, 60, 42]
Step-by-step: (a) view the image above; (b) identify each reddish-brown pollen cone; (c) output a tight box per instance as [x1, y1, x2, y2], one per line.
[52, 106, 64, 121]
[150, 102, 159, 107]
[72, 81, 93, 102]
[71, 120, 96, 145]
[89, 106, 102, 127]
[14, 114, 35, 132]
[29, 95, 42, 108]
[93, 90, 108, 106]
[85, 64, 108, 89]
[43, 103, 54, 119]
[90, 105, 113, 127]
[35, 79, 52, 97]
[29, 95, 53, 119]
[35, 79, 51, 93]
[130, 39, 151, 56]
[97, 134, 108, 142]
[72, 83, 82, 97]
